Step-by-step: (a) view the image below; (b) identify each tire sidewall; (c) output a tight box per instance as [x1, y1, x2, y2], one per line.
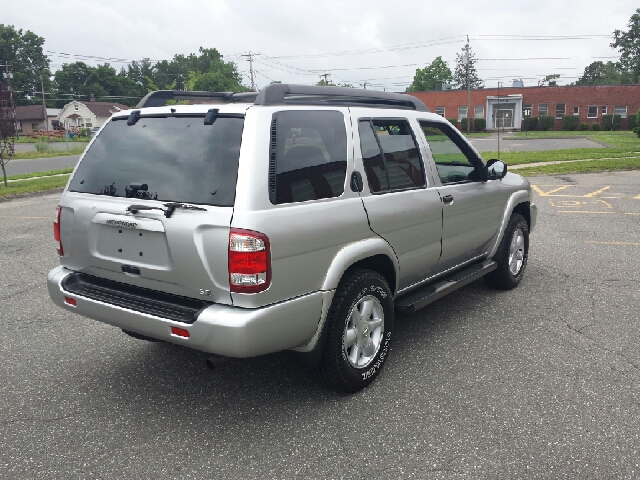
[505, 216, 529, 286]
[330, 272, 394, 390]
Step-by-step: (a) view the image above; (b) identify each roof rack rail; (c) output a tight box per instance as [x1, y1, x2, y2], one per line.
[135, 84, 429, 112]
[136, 90, 258, 108]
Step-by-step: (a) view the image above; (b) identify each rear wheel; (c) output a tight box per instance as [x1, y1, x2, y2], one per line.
[315, 269, 394, 393]
[484, 213, 529, 290]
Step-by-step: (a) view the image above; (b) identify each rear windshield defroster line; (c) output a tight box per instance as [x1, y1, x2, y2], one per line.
[68, 115, 245, 207]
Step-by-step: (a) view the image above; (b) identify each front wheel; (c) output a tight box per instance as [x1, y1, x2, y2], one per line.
[315, 269, 394, 393]
[484, 213, 529, 290]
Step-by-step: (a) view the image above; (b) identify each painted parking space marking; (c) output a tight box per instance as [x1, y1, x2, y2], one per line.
[583, 186, 611, 197]
[557, 211, 640, 215]
[532, 184, 640, 200]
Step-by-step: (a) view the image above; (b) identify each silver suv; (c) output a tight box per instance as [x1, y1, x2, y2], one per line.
[48, 84, 537, 392]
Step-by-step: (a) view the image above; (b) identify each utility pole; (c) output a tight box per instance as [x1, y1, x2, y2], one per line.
[40, 75, 50, 142]
[361, 81, 369, 90]
[319, 73, 331, 85]
[241, 52, 259, 92]
[466, 36, 471, 134]
[1, 63, 18, 140]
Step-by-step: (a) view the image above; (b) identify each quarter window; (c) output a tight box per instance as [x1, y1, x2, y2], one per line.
[587, 106, 598, 118]
[358, 119, 425, 193]
[271, 110, 347, 205]
[419, 121, 481, 185]
[538, 103, 548, 116]
[556, 103, 566, 118]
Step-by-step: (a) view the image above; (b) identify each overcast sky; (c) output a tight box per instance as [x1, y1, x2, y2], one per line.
[4, 0, 638, 91]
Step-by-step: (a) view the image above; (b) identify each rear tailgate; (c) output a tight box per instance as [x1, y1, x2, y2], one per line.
[58, 109, 245, 304]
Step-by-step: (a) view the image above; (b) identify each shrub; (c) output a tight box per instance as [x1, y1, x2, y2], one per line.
[561, 115, 580, 131]
[78, 127, 92, 137]
[474, 118, 486, 132]
[447, 118, 458, 128]
[628, 113, 637, 131]
[591, 122, 601, 131]
[579, 123, 589, 131]
[523, 117, 538, 131]
[538, 115, 555, 131]
[34, 141, 52, 152]
[459, 118, 472, 132]
[602, 114, 622, 131]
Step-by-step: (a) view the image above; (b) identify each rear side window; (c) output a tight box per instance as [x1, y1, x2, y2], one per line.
[68, 115, 244, 206]
[270, 110, 347, 205]
[358, 119, 425, 193]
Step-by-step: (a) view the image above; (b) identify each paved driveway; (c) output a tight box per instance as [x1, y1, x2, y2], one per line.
[1, 171, 639, 478]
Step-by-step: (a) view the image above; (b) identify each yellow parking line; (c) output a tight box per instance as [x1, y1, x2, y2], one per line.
[583, 186, 611, 197]
[531, 185, 574, 196]
[586, 241, 640, 246]
[635, 193, 640, 200]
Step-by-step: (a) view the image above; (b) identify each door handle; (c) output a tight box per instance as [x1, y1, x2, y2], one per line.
[442, 194, 454, 204]
[351, 171, 363, 192]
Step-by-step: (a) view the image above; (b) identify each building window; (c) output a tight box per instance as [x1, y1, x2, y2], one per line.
[458, 106, 468, 120]
[601, 106, 607, 115]
[31, 123, 39, 130]
[523, 104, 532, 117]
[435, 106, 445, 117]
[555, 103, 566, 118]
[614, 106, 627, 118]
[573, 106, 579, 115]
[587, 106, 598, 118]
[85, 119, 92, 127]
[474, 105, 484, 118]
[538, 103, 548, 116]
[74, 103, 79, 111]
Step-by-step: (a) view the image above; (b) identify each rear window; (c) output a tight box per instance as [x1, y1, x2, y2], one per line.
[270, 110, 347, 205]
[68, 115, 244, 207]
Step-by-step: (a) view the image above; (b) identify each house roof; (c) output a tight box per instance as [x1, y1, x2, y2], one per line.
[64, 101, 130, 118]
[15, 105, 45, 120]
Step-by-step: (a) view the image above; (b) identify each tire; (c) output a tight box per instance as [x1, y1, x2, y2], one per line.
[484, 213, 529, 290]
[315, 269, 394, 393]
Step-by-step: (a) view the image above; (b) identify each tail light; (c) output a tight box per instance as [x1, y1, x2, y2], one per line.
[229, 228, 271, 293]
[54, 206, 63, 256]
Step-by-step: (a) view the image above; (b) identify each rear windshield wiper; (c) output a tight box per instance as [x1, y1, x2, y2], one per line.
[127, 202, 207, 218]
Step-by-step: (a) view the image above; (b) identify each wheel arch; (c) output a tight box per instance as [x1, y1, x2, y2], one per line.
[487, 190, 530, 259]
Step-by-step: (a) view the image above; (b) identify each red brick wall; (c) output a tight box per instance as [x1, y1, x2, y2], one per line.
[406, 85, 640, 130]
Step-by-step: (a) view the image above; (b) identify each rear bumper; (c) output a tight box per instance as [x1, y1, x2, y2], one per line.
[48, 266, 325, 357]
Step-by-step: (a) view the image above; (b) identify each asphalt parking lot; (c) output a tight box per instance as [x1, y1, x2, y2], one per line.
[1, 171, 639, 479]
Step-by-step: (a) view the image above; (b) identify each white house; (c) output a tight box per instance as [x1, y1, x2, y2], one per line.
[58, 100, 130, 131]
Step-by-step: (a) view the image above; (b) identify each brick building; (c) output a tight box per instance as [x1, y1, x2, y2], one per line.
[406, 84, 640, 131]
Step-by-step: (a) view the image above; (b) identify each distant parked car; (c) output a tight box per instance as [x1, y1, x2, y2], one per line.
[90, 126, 100, 136]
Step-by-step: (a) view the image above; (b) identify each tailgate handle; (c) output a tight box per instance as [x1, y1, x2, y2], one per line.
[121, 265, 141, 275]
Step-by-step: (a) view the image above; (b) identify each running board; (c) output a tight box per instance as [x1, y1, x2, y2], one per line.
[395, 261, 497, 314]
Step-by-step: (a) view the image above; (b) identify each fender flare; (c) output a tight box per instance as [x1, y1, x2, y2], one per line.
[321, 237, 400, 293]
[486, 189, 530, 259]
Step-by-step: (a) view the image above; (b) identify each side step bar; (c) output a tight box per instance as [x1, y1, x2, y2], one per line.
[395, 261, 497, 314]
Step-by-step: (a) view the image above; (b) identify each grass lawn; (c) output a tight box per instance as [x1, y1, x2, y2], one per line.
[10, 147, 86, 160]
[15, 136, 90, 143]
[517, 157, 640, 176]
[0, 169, 72, 197]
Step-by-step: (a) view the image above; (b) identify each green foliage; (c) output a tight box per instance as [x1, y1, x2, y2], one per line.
[459, 118, 472, 131]
[579, 123, 590, 131]
[561, 115, 580, 131]
[0, 24, 52, 106]
[628, 113, 637, 130]
[34, 141, 51, 152]
[523, 117, 538, 131]
[406, 56, 453, 92]
[591, 122, 601, 131]
[474, 118, 486, 132]
[453, 45, 484, 89]
[538, 116, 555, 131]
[576, 61, 635, 85]
[539, 74, 561, 86]
[78, 127, 91, 137]
[603, 114, 622, 130]
[447, 118, 458, 128]
[611, 8, 640, 82]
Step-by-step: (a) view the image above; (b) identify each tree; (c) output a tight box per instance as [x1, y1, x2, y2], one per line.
[406, 57, 453, 92]
[0, 80, 16, 187]
[576, 61, 634, 85]
[453, 45, 484, 89]
[0, 24, 52, 105]
[611, 8, 640, 82]
[539, 74, 561, 86]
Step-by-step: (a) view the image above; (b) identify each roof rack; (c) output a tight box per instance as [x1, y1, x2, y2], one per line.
[136, 84, 429, 111]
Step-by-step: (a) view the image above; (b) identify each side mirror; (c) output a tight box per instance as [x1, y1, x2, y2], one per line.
[486, 159, 507, 180]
